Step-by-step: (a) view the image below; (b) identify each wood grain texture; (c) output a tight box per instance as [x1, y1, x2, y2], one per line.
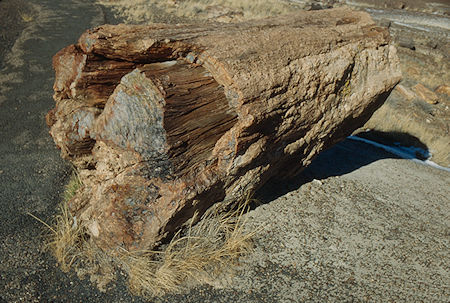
[48, 7, 401, 252]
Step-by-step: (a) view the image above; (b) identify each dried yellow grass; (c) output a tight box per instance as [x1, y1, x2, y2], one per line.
[27, 173, 86, 272]
[32, 170, 257, 297]
[120, 197, 257, 297]
[32, 172, 87, 272]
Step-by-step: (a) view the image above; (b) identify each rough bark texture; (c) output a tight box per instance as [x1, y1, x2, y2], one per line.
[47, 7, 401, 252]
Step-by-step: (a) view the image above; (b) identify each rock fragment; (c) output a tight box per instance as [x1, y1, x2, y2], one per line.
[413, 83, 439, 104]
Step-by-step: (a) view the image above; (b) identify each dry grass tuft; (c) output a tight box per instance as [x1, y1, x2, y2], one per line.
[62, 171, 83, 204]
[28, 172, 88, 272]
[120, 197, 257, 297]
[32, 171, 257, 297]
[48, 202, 88, 272]
[48, 173, 87, 272]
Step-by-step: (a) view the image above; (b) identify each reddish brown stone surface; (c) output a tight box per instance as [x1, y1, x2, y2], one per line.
[48, 7, 401, 252]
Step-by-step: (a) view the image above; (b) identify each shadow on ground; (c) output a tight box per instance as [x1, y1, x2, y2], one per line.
[256, 132, 428, 203]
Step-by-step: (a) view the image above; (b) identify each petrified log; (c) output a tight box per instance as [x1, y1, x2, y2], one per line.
[47, 7, 401, 252]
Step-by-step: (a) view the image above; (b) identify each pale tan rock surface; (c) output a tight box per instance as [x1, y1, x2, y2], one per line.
[436, 84, 450, 97]
[98, 1, 450, 169]
[394, 84, 416, 101]
[413, 83, 439, 104]
[47, 8, 401, 252]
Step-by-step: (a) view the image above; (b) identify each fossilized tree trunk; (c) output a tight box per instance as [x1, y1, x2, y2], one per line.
[47, 7, 401, 252]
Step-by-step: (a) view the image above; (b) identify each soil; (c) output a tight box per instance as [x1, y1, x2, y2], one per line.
[0, 0, 448, 302]
[0, 0, 31, 69]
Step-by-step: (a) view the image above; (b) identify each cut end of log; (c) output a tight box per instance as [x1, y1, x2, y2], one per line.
[48, 7, 401, 252]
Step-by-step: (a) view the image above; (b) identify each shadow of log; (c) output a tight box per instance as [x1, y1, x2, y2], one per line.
[255, 132, 429, 204]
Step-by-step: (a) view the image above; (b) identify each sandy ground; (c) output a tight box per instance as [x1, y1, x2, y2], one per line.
[0, 0, 449, 302]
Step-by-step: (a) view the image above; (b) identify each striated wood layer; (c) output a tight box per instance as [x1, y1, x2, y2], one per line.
[47, 7, 401, 252]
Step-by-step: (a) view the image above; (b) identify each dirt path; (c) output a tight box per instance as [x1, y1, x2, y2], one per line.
[0, 0, 449, 302]
[0, 0, 142, 302]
